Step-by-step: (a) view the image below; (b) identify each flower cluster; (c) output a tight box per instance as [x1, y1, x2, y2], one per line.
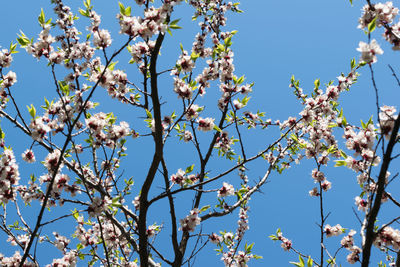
[29, 117, 51, 141]
[87, 196, 111, 217]
[47, 250, 78, 267]
[179, 208, 201, 232]
[0, 251, 35, 267]
[356, 40, 384, 64]
[197, 117, 215, 131]
[170, 169, 199, 186]
[93, 29, 112, 49]
[221, 250, 254, 267]
[173, 50, 195, 75]
[215, 131, 234, 154]
[44, 150, 63, 172]
[128, 41, 155, 63]
[341, 229, 356, 249]
[359, 2, 398, 29]
[324, 224, 343, 237]
[359, 2, 400, 50]
[74, 215, 98, 247]
[195, 59, 219, 95]
[1, 71, 17, 89]
[355, 196, 368, 212]
[311, 169, 331, 192]
[217, 182, 235, 197]
[118, 1, 184, 40]
[89, 65, 130, 101]
[16, 180, 44, 205]
[21, 149, 36, 163]
[277, 231, 292, 251]
[209, 232, 223, 244]
[0, 148, 20, 204]
[235, 207, 249, 241]
[53, 232, 70, 251]
[173, 77, 192, 99]
[346, 246, 362, 264]
[374, 226, 400, 250]
[0, 48, 13, 68]
[185, 104, 203, 121]
[378, 105, 398, 139]
[85, 112, 130, 147]
[336, 226, 361, 264]
[183, 130, 193, 142]
[146, 224, 160, 237]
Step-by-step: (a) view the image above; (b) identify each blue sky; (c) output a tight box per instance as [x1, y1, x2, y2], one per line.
[1, 0, 400, 266]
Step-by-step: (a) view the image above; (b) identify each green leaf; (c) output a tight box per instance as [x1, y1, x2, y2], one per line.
[170, 24, 182, 29]
[350, 58, 356, 69]
[290, 256, 305, 267]
[236, 75, 244, 85]
[307, 256, 313, 267]
[72, 209, 79, 220]
[107, 61, 118, 71]
[38, 8, 45, 27]
[0, 127, 5, 140]
[79, 8, 89, 17]
[125, 6, 132, 16]
[241, 96, 250, 106]
[216, 43, 225, 52]
[224, 35, 233, 47]
[145, 109, 153, 119]
[9, 42, 17, 53]
[213, 125, 222, 132]
[349, 0, 353, 5]
[366, 115, 373, 128]
[170, 19, 181, 28]
[185, 164, 194, 173]
[199, 205, 210, 213]
[245, 242, 254, 254]
[190, 52, 200, 61]
[118, 2, 131, 16]
[167, 28, 173, 36]
[16, 31, 31, 47]
[334, 160, 346, 167]
[268, 234, 278, 241]
[119, 2, 125, 14]
[299, 255, 305, 266]
[314, 79, 320, 89]
[111, 202, 122, 208]
[368, 16, 377, 33]
[170, 19, 180, 25]
[58, 81, 70, 96]
[27, 104, 36, 118]
[290, 262, 304, 267]
[84, 0, 91, 9]
[342, 116, 347, 126]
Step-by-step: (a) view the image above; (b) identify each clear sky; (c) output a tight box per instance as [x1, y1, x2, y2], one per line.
[0, 0, 399, 266]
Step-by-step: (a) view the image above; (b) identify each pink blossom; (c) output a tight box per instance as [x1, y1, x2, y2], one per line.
[218, 182, 235, 197]
[22, 149, 35, 163]
[197, 117, 215, 132]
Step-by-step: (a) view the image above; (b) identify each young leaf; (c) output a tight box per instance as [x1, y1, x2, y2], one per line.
[368, 16, 377, 33]
[199, 205, 210, 213]
[185, 164, 194, 173]
[213, 125, 222, 132]
[307, 256, 313, 267]
[38, 8, 45, 27]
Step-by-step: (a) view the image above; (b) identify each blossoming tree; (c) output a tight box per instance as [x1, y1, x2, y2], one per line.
[0, 0, 399, 266]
